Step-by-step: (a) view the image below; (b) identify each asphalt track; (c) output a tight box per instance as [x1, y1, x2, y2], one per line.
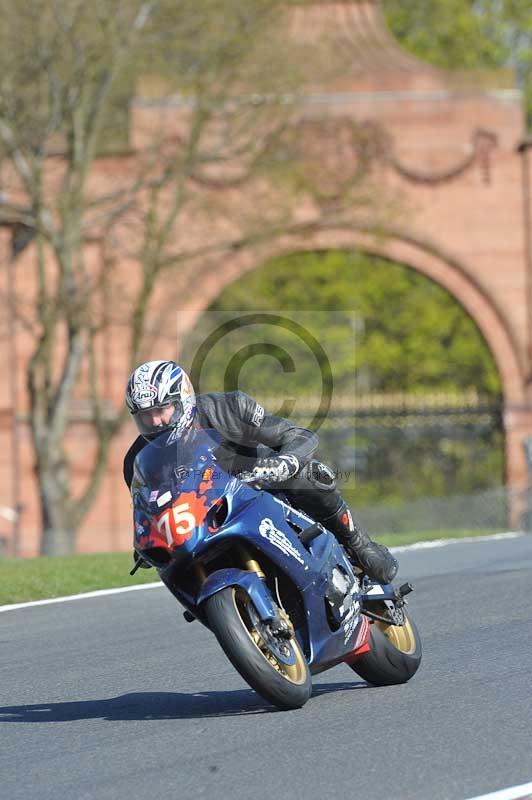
[1, 535, 531, 800]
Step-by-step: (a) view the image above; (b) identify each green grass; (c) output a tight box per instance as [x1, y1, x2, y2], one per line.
[0, 552, 158, 606]
[0, 528, 503, 606]
[377, 528, 501, 548]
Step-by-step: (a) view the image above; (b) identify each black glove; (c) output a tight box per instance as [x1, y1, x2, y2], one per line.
[251, 454, 300, 483]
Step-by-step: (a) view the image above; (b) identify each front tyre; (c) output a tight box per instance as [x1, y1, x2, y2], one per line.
[205, 587, 312, 710]
[351, 612, 422, 686]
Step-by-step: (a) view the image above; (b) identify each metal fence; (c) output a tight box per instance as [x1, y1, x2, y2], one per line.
[354, 484, 532, 536]
[1, 393, 513, 556]
[281, 393, 516, 536]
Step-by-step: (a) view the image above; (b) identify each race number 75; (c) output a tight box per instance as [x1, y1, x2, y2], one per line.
[156, 503, 196, 545]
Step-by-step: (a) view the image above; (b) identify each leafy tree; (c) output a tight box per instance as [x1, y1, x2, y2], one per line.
[195, 250, 501, 398]
[187, 250, 503, 504]
[0, 1, 392, 554]
[0, 0, 313, 554]
[383, 0, 532, 126]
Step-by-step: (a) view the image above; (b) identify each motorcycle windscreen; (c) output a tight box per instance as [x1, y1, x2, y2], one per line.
[131, 427, 224, 559]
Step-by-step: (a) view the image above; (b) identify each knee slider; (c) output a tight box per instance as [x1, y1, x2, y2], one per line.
[304, 459, 337, 492]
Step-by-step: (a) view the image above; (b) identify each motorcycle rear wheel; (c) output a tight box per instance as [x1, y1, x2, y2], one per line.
[205, 586, 312, 710]
[351, 612, 422, 686]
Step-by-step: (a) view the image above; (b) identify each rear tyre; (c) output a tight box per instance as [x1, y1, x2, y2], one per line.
[351, 612, 422, 686]
[205, 587, 312, 710]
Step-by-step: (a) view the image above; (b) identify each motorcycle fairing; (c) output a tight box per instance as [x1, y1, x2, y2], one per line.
[133, 429, 368, 671]
[194, 495, 366, 670]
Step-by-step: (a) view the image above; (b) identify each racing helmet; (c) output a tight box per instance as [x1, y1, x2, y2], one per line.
[125, 360, 196, 438]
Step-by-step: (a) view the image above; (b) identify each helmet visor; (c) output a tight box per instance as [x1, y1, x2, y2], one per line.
[133, 402, 182, 437]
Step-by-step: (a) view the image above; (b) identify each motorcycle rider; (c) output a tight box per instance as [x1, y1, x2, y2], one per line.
[124, 359, 398, 584]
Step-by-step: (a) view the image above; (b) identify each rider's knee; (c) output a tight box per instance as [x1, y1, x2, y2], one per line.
[303, 459, 337, 493]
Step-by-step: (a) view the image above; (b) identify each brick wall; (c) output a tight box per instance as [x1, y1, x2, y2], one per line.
[2, 1, 531, 555]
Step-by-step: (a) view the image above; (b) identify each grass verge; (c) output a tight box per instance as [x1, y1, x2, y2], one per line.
[0, 529, 505, 606]
[0, 552, 157, 606]
[378, 528, 503, 548]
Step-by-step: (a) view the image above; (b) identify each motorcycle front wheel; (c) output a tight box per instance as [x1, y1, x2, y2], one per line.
[351, 611, 422, 686]
[205, 586, 312, 710]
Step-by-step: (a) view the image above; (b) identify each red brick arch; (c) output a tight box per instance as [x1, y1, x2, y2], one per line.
[181, 230, 523, 403]
[176, 228, 526, 487]
[6, 0, 532, 557]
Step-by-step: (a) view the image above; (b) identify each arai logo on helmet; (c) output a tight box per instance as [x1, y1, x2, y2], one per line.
[132, 363, 158, 406]
[133, 386, 157, 405]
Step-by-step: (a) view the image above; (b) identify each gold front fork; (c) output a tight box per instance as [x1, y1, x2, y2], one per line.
[238, 544, 265, 578]
[193, 545, 263, 587]
[237, 544, 294, 636]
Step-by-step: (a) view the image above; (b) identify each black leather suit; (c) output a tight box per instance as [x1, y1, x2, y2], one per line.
[123, 390, 344, 523]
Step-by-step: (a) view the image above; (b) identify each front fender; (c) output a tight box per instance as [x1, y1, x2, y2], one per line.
[196, 568, 277, 622]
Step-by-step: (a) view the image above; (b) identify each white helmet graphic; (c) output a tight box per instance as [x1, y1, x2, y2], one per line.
[125, 360, 196, 438]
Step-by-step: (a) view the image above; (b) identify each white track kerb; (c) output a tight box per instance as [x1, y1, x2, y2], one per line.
[464, 781, 532, 800]
[389, 531, 522, 553]
[0, 532, 522, 614]
[0, 582, 162, 613]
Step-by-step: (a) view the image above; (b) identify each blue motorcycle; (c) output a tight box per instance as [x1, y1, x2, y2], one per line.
[131, 428, 422, 710]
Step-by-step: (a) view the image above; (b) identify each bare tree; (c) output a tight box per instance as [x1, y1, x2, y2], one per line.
[0, 0, 394, 554]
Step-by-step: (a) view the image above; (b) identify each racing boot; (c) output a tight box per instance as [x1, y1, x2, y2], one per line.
[321, 502, 398, 584]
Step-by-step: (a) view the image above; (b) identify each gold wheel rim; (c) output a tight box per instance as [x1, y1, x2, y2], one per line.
[232, 589, 308, 685]
[377, 615, 417, 655]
